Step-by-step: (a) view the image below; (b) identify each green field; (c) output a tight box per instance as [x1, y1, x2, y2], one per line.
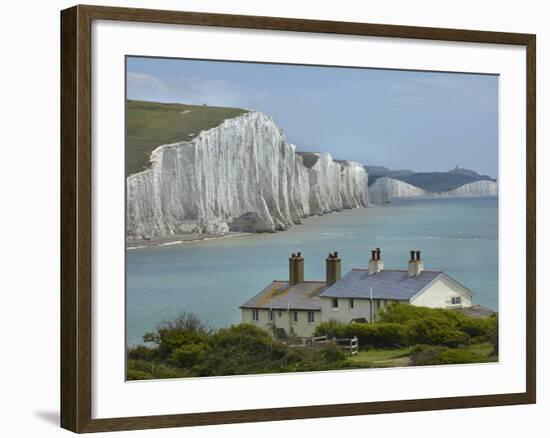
[126, 100, 249, 177]
[349, 343, 495, 368]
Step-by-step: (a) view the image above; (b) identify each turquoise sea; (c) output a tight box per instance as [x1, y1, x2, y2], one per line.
[126, 197, 498, 346]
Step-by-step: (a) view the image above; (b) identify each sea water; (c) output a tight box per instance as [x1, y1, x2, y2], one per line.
[126, 197, 498, 346]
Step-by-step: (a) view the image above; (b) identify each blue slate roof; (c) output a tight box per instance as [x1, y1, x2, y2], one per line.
[319, 268, 445, 301]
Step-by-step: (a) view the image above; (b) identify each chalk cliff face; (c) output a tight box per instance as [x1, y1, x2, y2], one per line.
[126, 112, 369, 240]
[368, 177, 498, 204]
[368, 177, 425, 204]
[439, 180, 498, 197]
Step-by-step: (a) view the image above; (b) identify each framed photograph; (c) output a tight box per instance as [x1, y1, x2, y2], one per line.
[60, 4, 536, 433]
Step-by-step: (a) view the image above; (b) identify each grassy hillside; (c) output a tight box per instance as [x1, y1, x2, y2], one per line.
[126, 100, 249, 176]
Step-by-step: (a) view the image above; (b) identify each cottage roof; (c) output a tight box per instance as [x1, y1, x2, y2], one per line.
[240, 281, 326, 311]
[319, 268, 450, 301]
[451, 304, 496, 319]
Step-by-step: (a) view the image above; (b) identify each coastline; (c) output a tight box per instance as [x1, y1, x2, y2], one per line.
[126, 231, 252, 249]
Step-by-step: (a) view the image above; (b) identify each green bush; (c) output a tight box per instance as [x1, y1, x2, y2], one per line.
[197, 324, 288, 376]
[169, 343, 207, 368]
[409, 345, 488, 366]
[126, 359, 187, 380]
[313, 320, 346, 338]
[127, 369, 153, 380]
[314, 321, 408, 348]
[434, 349, 488, 365]
[458, 317, 493, 341]
[344, 323, 408, 348]
[407, 317, 469, 348]
[320, 343, 347, 363]
[379, 302, 466, 326]
[127, 345, 156, 362]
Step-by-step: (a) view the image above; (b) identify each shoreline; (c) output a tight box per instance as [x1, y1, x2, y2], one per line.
[126, 231, 252, 249]
[126, 206, 368, 249]
[126, 197, 497, 250]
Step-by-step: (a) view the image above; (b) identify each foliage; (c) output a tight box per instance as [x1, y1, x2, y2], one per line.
[143, 312, 210, 360]
[378, 302, 465, 326]
[127, 317, 350, 380]
[313, 321, 408, 348]
[486, 316, 499, 357]
[409, 345, 488, 366]
[126, 359, 189, 380]
[406, 317, 468, 348]
[127, 308, 498, 380]
[315, 303, 496, 349]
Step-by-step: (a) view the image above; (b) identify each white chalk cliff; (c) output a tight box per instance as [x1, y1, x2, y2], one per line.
[368, 176, 498, 204]
[126, 112, 369, 240]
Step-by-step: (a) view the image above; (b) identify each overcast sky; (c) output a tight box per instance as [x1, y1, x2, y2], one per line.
[127, 57, 498, 178]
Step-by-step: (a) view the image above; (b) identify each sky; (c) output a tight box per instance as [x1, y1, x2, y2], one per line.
[127, 57, 498, 178]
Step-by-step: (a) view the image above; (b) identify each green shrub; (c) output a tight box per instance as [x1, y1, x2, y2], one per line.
[197, 324, 288, 376]
[127, 369, 153, 380]
[409, 344, 488, 366]
[433, 348, 488, 365]
[127, 345, 156, 362]
[407, 317, 469, 347]
[169, 343, 207, 368]
[314, 321, 408, 348]
[409, 345, 444, 366]
[127, 359, 188, 380]
[458, 317, 493, 340]
[320, 343, 347, 362]
[313, 320, 346, 339]
[487, 316, 499, 357]
[379, 302, 465, 326]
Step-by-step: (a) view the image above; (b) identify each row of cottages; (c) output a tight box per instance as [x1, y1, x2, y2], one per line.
[240, 249, 474, 338]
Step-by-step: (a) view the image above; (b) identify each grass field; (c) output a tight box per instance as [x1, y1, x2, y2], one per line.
[348, 343, 495, 368]
[126, 100, 248, 176]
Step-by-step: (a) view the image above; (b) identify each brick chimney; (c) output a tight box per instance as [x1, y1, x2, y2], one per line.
[408, 250, 424, 276]
[326, 251, 342, 286]
[368, 247, 384, 275]
[289, 252, 304, 285]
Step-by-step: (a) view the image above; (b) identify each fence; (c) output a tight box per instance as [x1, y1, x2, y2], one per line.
[289, 335, 358, 356]
[335, 336, 359, 356]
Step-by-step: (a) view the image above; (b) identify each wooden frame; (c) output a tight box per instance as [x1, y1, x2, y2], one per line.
[60, 4, 536, 433]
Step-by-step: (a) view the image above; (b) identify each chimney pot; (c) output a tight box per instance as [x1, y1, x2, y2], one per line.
[289, 252, 304, 285]
[369, 248, 384, 274]
[326, 251, 342, 285]
[408, 250, 424, 276]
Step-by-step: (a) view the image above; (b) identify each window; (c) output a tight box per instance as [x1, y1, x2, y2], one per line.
[293, 311, 298, 322]
[451, 296, 462, 305]
[307, 311, 315, 323]
[349, 299, 354, 310]
[278, 310, 282, 317]
[269, 310, 273, 321]
[252, 309, 259, 321]
[332, 298, 339, 310]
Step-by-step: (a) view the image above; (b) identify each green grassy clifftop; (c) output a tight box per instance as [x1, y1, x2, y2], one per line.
[126, 100, 249, 177]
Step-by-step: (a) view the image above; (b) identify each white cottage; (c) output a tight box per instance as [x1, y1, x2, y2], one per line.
[240, 249, 474, 338]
